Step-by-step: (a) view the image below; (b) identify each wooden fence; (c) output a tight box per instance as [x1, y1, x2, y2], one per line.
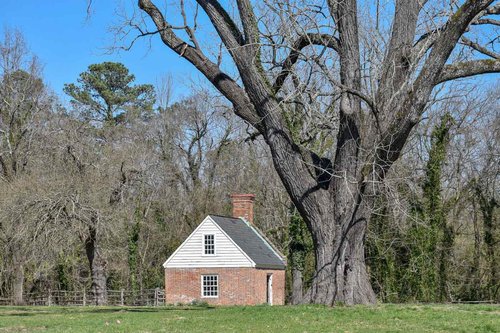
[0, 288, 165, 306]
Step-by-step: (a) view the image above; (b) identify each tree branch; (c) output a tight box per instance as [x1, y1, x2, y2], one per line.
[377, 0, 421, 103]
[121, 28, 164, 51]
[236, 0, 259, 47]
[414, 0, 495, 95]
[437, 59, 500, 84]
[376, 0, 497, 178]
[236, 0, 263, 75]
[461, 37, 500, 59]
[273, 33, 340, 93]
[195, 0, 272, 92]
[327, 0, 362, 119]
[195, 0, 244, 52]
[484, 3, 500, 15]
[180, 0, 201, 50]
[412, 2, 500, 62]
[472, 18, 500, 26]
[138, 0, 261, 129]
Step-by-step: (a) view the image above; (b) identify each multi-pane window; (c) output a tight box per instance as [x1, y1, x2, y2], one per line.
[203, 234, 215, 255]
[202, 275, 218, 297]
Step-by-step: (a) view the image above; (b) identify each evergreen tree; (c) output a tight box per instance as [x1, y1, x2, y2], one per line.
[64, 62, 155, 125]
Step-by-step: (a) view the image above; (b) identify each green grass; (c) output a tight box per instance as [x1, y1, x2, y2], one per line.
[0, 304, 498, 333]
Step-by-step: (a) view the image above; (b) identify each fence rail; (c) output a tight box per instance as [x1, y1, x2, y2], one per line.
[0, 288, 165, 306]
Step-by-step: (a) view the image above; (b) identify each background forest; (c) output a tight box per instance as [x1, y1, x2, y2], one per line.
[0, 28, 498, 305]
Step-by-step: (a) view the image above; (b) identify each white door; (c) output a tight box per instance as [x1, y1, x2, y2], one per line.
[266, 274, 273, 305]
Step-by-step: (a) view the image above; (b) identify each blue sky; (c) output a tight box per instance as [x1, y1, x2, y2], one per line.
[1, 0, 498, 105]
[0, 0, 197, 102]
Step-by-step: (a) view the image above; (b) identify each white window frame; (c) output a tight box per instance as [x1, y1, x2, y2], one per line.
[202, 233, 216, 256]
[201, 274, 219, 298]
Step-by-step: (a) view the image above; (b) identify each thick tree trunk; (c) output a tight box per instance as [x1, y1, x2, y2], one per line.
[304, 208, 376, 305]
[260, 96, 376, 305]
[85, 225, 107, 305]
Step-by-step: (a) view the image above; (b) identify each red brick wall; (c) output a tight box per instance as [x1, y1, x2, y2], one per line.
[165, 267, 285, 305]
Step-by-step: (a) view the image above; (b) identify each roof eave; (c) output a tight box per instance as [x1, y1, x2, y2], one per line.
[255, 264, 287, 270]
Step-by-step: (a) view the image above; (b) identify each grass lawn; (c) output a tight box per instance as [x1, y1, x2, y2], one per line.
[0, 304, 498, 333]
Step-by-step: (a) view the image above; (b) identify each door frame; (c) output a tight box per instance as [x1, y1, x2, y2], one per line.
[266, 273, 273, 305]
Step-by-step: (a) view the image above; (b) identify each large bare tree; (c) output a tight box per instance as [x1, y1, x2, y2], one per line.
[126, 0, 500, 304]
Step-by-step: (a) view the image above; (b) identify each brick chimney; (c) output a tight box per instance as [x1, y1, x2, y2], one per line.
[231, 194, 255, 224]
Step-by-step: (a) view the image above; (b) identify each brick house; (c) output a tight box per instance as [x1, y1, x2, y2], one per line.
[163, 194, 286, 305]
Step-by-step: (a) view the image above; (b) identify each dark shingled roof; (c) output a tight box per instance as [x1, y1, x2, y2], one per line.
[209, 215, 286, 270]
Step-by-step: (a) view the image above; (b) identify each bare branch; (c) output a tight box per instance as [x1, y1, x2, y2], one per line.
[437, 59, 500, 84]
[121, 28, 163, 51]
[377, 0, 421, 102]
[414, 0, 495, 95]
[236, 0, 259, 47]
[180, 0, 201, 50]
[138, 0, 262, 129]
[461, 37, 500, 59]
[273, 33, 340, 93]
[413, 2, 500, 62]
[472, 18, 500, 26]
[195, 0, 244, 51]
[484, 3, 500, 15]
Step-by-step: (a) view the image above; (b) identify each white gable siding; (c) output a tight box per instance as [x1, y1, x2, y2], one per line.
[164, 216, 254, 268]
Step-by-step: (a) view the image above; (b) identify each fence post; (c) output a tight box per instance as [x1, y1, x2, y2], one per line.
[120, 289, 124, 306]
[83, 288, 86, 306]
[154, 288, 159, 307]
[48, 289, 52, 306]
